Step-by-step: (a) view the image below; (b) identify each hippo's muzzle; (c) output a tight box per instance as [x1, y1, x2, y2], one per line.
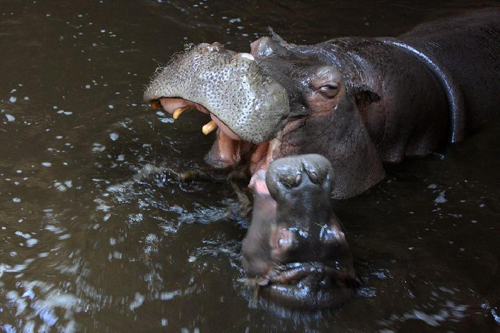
[144, 42, 290, 144]
[242, 155, 359, 309]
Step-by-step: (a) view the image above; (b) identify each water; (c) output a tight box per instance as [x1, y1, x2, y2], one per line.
[0, 0, 499, 331]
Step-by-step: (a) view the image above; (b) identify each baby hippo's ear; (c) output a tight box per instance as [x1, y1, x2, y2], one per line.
[352, 82, 380, 107]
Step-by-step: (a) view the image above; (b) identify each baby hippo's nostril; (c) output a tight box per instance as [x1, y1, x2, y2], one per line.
[308, 171, 319, 184]
[295, 173, 302, 186]
[278, 172, 303, 189]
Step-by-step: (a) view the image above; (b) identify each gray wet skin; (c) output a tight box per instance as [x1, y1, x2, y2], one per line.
[145, 10, 499, 199]
[242, 154, 358, 309]
[144, 42, 289, 144]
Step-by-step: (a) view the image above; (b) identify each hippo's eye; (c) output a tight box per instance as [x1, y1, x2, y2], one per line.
[318, 84, 339, 99]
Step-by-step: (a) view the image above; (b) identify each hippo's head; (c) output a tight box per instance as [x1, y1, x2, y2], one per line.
[242, 154, 358, 310]
[144, 35, 384, 198]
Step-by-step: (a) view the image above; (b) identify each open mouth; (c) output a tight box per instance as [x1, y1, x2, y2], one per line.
[143, 42, 291, 178]
[149, 97, 279, 177]
[246, 262, 356, 310]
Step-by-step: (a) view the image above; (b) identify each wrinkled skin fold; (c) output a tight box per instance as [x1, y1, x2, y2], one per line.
[143, 8, 499, 310]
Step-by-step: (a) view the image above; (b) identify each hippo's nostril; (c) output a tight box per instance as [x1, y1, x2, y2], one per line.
[295, 173, 302, 186]
[278, 172, 302, 189]
[207, 42, 224, 53]
[308, 171, 319, 184]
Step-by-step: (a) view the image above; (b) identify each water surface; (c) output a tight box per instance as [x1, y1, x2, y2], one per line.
[0, 0, 499, 331]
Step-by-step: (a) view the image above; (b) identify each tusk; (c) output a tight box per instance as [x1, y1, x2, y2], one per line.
[202, 120, 218, 135]
[150, 100, 162, 110]
[173, 107, 190, 119]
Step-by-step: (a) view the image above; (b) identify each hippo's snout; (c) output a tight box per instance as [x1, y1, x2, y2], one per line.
[143, 42, 290, 144]
[242, 155, 359, 310]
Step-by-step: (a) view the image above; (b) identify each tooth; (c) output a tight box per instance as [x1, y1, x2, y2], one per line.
[202, 120, 218, 135]
[173, 107, 189, 119]
[150, 100, 162, 110]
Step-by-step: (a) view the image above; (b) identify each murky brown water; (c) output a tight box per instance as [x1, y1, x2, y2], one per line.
[1, 0, 499, 331]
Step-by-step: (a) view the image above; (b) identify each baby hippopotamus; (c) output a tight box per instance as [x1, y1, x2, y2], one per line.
[243, 154, 359, 309]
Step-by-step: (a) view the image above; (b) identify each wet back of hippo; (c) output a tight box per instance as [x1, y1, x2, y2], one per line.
[394, 8, 500, 141]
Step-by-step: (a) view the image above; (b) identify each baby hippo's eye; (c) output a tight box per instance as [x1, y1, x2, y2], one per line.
[318, 84, 339, 99]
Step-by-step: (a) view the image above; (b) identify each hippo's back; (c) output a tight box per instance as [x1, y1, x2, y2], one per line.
[400, 8, 500, 139]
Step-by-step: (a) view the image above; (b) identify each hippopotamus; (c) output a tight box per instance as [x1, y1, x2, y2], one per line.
[143, 8, 499, 309]
[243, 154, 358, 309]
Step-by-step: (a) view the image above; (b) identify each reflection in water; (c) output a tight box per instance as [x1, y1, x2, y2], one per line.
[0, 0, 499, 331]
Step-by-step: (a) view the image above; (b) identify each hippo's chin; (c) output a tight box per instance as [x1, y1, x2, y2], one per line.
[257, 262, 356, 310]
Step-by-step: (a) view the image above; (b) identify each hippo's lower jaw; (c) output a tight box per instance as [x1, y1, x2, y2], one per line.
[251, 262, 357, 310]
[151, 97, 281, 176]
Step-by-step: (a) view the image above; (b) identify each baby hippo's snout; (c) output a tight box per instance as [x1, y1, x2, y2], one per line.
[242, 154, 358, 310]
[266, 155, 349, 264]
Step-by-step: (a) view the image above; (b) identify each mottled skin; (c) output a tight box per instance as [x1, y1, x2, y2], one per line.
[143, 9, 500, 309]
[144, 42, 289, 144]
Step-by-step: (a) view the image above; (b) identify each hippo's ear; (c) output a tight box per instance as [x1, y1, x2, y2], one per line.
[268, 28, 289, 46]
[251, 35, 289, 57]
[352, 83, 380, 107]
[268, 27, 298, 50]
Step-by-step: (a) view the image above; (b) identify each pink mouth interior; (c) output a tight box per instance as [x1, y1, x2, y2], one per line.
[155, 97, 277, 181]
[159, 98, 241, 140]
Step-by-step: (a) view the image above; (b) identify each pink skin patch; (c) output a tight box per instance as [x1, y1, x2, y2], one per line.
[250, 169, 270, 195]
[211, 129, 242, 166]
[159, 97, 241, 140]
[159, 97, 245, 166]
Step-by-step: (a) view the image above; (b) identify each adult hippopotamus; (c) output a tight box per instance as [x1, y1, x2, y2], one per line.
[143, 9, 499, 309]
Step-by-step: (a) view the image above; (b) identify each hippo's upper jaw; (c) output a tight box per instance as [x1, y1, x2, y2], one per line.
[242, 155, 359, 310]
[144, 42, 290, 172]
